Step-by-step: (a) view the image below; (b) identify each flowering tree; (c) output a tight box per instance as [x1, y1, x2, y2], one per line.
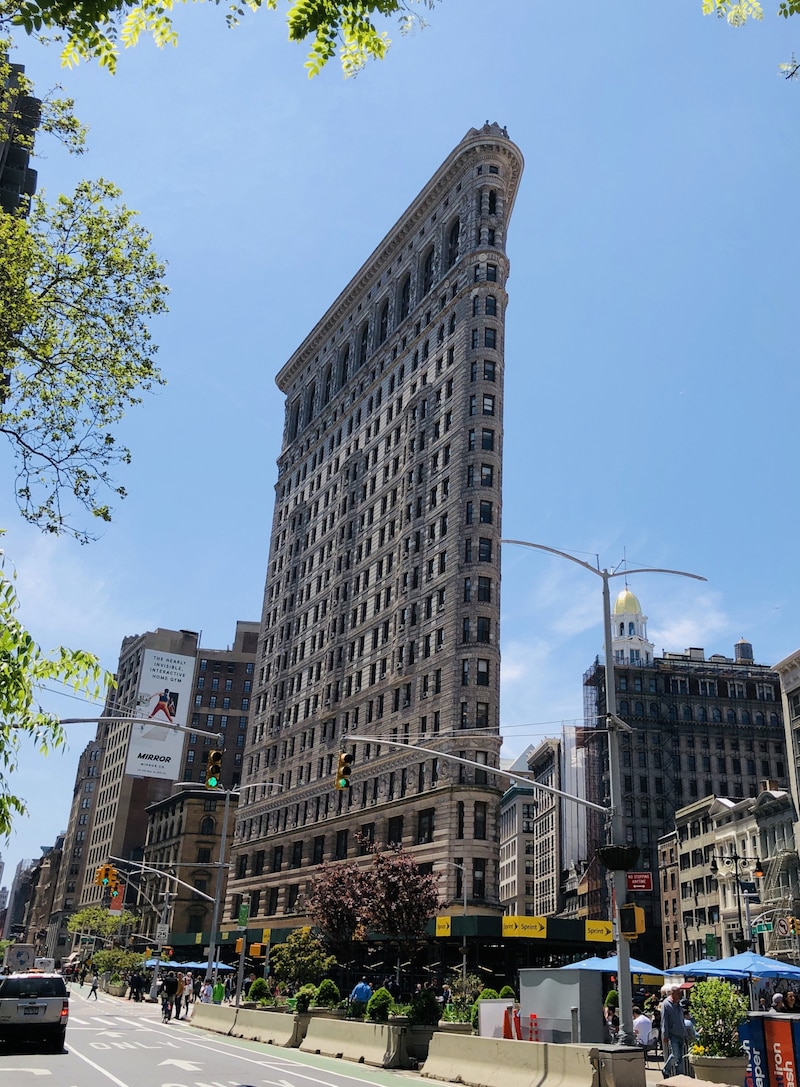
[364, 846, 440, 941]
[305, 861, 371, 945]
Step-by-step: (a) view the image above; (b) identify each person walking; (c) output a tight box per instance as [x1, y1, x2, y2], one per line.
[88, 972, 99, 999]
[349, 977, 372, 1018]
[661, 985, 687, 1078]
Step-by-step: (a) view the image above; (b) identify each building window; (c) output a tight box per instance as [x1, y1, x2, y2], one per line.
[476, 617, 491, 643]
[477, 659, 490, 686]
[478, 538, 492, 562]
[474, 801, 487, 839]
[473, 858, 486, 900]
[481, 428, 494, 450]
[479, 501, 492, 523]
[484, 328, 496, 349]
[312, 835, 325, 865]
[417, 808, 435, 844]
[272, 846, 283, 872]
[482, 395, 495, 415]
[480, 464, 493, 487]
[335, 829, 349, 860]
[477, 576, 492, 602]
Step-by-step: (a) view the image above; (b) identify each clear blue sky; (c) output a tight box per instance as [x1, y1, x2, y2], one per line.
[4, 1, 800, 883]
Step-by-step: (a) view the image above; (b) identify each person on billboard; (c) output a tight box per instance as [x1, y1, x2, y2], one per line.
[148, 689, 175, 722]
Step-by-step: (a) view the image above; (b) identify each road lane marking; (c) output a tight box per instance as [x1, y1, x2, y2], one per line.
[64, 1042, 131, 1087]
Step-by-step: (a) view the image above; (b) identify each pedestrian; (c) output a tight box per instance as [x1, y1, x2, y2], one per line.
[661, 985, 687, 1078]
[212, 978, 225, 1005]
[349, 976, 372, 1017]
[161, 971, 179, 1019]
[633, 1005, 652, 1047]
[88, 972, 99, 999]
[174, 972, 184, 1019]
[200, 979, 213, 1003]
[193, 974, 202, 1003]
[785, 991, 797, 1012]
[772, 992, 785, 1012]
[79, 966, 87, 987]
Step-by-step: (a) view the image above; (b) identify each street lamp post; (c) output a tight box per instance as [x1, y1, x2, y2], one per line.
[502, 540, 706, 1045]
[440, 861, 468, 983]
[710, 851, 763, 954]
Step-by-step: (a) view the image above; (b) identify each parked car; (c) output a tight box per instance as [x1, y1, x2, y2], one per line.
[0, 972, 69, 1051]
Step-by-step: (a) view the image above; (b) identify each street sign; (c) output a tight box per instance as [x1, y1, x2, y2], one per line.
[585, 919, 614, 942]
[238, 902, 250, 929]
[626, 873, 653, 892]
[502, 915, 547, 938]
[436, 917, 452, 937]
[156, 923, 169, 943]
[753, 923, 774, 934]
[777, 918, 790, 937]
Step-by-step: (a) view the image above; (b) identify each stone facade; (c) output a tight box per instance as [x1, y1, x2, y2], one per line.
[227, 124, 524, 929]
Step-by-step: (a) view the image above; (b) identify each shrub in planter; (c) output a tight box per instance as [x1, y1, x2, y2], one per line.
[315, 979, 340, 1007]
[689, 979, 748, 1058]
[295, 984, 317, 1013]
[366, 986, 395, 1022]
[498, 985, 516, 1000]
[470, 987, 499, 1030]
[248, 977, 270, 1003]
[409, 986, 440, 1026]
[604, 989, 619, 1008]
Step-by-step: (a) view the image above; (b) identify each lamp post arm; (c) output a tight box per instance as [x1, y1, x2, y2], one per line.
[346, 735, 607, 814]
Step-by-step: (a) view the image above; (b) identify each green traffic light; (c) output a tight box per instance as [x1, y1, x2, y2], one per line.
[337, 777, 347, 788]
[207, 774, 219, 788]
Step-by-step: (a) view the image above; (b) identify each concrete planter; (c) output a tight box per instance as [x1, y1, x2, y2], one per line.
[437, 1019, 473, 1034]
[688, 1053, 748, 1085]
[107, 983, 127, 997]
[310, 1007, 347, 1018]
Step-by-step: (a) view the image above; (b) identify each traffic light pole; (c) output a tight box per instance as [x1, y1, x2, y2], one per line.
[148, 889, 173, 1003]
[205, 786, 232, 983]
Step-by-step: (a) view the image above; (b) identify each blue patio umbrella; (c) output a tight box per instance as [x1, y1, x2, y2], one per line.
[666, 951, 800, 980]
[561, 954, 664, 975]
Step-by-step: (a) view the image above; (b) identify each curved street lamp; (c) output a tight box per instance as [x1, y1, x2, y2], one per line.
[501, 539, 706, 1044]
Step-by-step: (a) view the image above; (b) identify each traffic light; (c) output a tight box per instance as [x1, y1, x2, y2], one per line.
[235, 937, 243, 953]
[109, 880, 123, 899]
[336, 749, 353, 790]
[619, 903, 646, 939]
[789, 917, 799, 936]
[94, 865, 108, 886]
[205, 749, 224, 789]
[162, 946, 173, 959]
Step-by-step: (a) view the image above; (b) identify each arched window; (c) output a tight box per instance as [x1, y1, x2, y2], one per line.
[697, 707, 707, 722]
[200, 816, 215, 836]
[357, 322, 369, 369]
[649, 702, 659, 717]
[338, 344, 350, 389]
[741, 710, 751, 725]
[727, 709, 736, 725]
[619, 700, 629, 716]
[755, 712, 765, 726]
[378, 300, 389, 345]
[398, 275, 411, 322]
[669, 705, 678, 720]
[288, 398, 301, 441]
[628, 622, 635, 636]
[446, 218, 460, 269]
[634, 701, 644, 717]
[619, 622, 624, 635]
[421, 246, 435, 295]
[770, 712, 779, 726]
[321, 364, 333, 406]
[303, 379, 316, 426]
[712, 707, 721, 723]
[683, 705, 693, 722]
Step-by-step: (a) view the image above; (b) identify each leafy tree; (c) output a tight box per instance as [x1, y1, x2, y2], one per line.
[0, 547, 107, 836]
[92, 948, 144, 975]
[305, 861, 371, 944]
[66, 904, 138, 938]
[2, 0, 436, 76]
[1, 49, 168, 542]
[268, 925, 336, 989]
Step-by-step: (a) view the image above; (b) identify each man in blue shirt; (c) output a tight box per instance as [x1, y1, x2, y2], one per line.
[349, 977, 373, 1016]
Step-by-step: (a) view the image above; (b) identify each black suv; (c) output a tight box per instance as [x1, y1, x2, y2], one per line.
[0, 973, 69, 1051]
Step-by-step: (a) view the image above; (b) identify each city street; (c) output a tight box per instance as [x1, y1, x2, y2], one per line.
[0, 988, 429, 1087]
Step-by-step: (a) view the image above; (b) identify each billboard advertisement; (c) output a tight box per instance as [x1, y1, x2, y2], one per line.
[124, 649, 195, 780]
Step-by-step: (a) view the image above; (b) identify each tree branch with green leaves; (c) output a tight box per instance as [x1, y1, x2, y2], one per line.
[1, 0, 436, 77]
[0, 545, 110, 837]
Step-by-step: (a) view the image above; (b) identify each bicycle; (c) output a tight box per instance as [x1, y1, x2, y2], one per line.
[161, 996, 173, 1023]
